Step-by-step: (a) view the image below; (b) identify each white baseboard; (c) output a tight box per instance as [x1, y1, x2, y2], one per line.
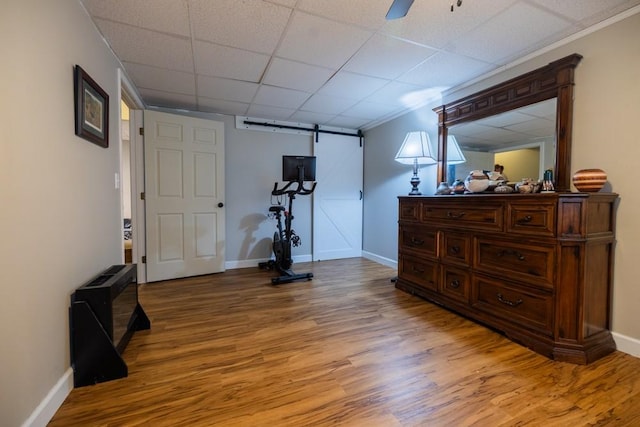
[362, 251, 397, 269]
[22, 368, 73, 427]
[612, 332, 640, 359]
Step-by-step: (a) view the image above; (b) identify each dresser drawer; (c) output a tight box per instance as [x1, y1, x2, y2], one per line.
[399, 226, 437, 257]
[399, 200, 420, 221]
[475, 238, 555, 288]
[399, 255, 438, 292]
[441, 232, 471, 266]
[507, 201, 556, 236]
[421, 202, 504, 232]
[472, 275, 553, 335]
[441, 266, 470, 303]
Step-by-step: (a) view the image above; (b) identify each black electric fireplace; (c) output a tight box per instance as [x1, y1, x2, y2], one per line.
[70, 264, 150, 387]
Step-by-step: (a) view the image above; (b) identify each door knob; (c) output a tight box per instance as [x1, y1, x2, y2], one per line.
[218, 202, 224, 208]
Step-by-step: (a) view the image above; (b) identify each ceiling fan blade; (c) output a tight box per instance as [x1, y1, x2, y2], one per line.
[386, 0, 415, 20]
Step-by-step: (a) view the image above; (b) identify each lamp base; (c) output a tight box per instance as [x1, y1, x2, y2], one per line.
[408, 172, 421, 195]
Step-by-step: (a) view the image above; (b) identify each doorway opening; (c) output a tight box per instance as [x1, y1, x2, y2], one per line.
[120, 99, 133, 264]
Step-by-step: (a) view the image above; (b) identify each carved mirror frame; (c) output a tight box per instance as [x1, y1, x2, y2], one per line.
[434, 53, 582, 192]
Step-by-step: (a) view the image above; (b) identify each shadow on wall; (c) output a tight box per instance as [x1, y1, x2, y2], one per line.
[238, 213, 271, 260]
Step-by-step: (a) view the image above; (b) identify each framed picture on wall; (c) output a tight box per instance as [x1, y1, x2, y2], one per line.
[74, 65, 109, 148]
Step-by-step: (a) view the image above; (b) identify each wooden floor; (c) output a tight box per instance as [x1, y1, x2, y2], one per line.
[51, 258, 640, 426]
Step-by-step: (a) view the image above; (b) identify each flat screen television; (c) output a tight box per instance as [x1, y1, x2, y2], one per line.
[282, 155, 316, 182]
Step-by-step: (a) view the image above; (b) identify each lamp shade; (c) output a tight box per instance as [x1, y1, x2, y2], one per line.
[447, 135, 466, 165]
[394, 131, 436, 165]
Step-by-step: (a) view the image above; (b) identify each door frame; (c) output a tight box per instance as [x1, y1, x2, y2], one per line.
[118, 69, 146, 283]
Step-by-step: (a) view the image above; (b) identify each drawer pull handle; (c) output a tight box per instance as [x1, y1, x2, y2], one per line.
[447, 211, 466, 219]
[449, 279, 460, 289]
[411, 237, 425, 246]
[412, 266, 425, 274]
[497, 293, 523, 307]
[449, 245, 461, 254]
[496, 249, 526, 261]
[517, 215, 533, 224]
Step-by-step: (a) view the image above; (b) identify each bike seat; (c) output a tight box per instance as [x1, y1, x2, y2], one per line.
[269, 206, 285, 213]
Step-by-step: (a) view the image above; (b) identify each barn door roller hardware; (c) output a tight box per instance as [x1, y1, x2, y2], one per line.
[242, 119, 363, 146]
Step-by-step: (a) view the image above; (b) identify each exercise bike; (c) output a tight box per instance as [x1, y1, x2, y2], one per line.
[259, 156, 317, 285]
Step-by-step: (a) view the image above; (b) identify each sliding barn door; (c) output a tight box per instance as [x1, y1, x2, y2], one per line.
[144, 110, 225, 282]
[313, 133, 363, 261]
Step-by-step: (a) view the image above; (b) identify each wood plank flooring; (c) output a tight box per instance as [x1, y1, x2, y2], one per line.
[50, 258, 640, 426]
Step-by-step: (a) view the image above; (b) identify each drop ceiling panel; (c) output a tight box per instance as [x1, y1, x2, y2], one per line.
[197, 76, 259, 103]
[140, 89, 197, 111]
[289, 110, 338, 125]
[82, 0, 190, 37]
[341, 101, 401, 120]
[252, 85, 311, 109]
[365, 81, 426, 107]
[317, 72, 389, 100]
[297, 0, 390, 30]
[382, 0, 518, 49]
[301, 94, 358, 115]
[529, 0, 636, 22]
[93, 19, 193, 72]
[452, 3, 574, 63]
[398, 52, 495, 88]
[194, 41, 270, 82]
[263, 58, 335, 92]
[198, 97, 249, 116]
[190, 0, 291, 54]
[343, 34, 437, 79]
[327, 115, 371, 129]
[276, 12, 372, 69]
[124, 62, 195, 95]
[246, 104, 296, 120]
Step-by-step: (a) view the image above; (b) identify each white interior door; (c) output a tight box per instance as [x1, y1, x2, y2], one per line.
[312, 133, 363, 261]
[144, 110, 225, 282]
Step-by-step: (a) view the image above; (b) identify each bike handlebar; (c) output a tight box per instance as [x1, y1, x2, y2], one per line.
[271, 180, 316, 196]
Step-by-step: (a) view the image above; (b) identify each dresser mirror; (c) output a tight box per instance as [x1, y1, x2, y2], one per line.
[450, 98, 556, 183]
[434, 54, 582, 191]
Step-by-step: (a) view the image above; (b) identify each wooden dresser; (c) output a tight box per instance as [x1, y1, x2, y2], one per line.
[396, 193, 618, 364]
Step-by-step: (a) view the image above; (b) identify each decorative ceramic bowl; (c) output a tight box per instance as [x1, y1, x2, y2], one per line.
[573, 168, 607, 192]
[464, 170, 490, 193]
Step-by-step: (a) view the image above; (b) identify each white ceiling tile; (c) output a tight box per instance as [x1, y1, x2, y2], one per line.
[276, 12, 372, 69]
[93, 19, 192, 71]
[289, 111, 337, 125]
[381, 0, 518, 49]
[529, 0, 636, 22]
[326, 115, 371, 129]
[266, 0, 297, 8]
[297, 0, 390, 30]
[301, 94, 358, 115]
[341, 101, 400, 119]
[253, 85, 311, 109]
[190, 0, 291, 54]
[452, 3, 573, 64]
[246, 104, 295, 120]
[317, 72, 389, 100]
[197, 75, 259, 103]
[82, 0, 191, 36]
[365, 82, 426, 107]
[123, 62, 195, 95]
[343, 34, 437, 79]
[263, 58, 335, 92]
[399, 52, 495, 88]
[198, 97, 249, 116]
[139, 88, 197, 110]
[194, 41, 270, 82]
